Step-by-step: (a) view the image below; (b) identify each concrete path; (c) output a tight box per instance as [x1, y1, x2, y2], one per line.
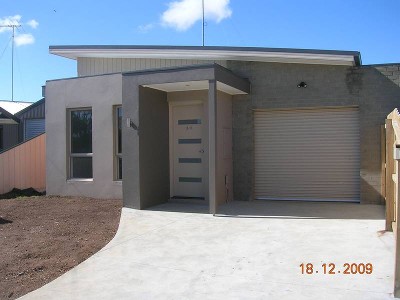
[21, 201, 395, 299]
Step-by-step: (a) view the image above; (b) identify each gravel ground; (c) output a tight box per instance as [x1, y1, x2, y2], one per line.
[0, 196, 122, 300]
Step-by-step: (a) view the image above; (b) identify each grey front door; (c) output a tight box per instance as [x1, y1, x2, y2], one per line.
[171, 103, 205, 198]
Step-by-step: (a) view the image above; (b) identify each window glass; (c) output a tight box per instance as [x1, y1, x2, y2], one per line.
[117, 107, 122, 154]
[71, 157, 93, 179]
[115, 106, 122, 180]
[69, 109, 92, 179]
[71, 110, 92, 153]
[118, 157, 122, 180]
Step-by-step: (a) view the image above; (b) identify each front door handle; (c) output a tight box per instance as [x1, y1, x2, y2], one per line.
[199, 149, 204, 153]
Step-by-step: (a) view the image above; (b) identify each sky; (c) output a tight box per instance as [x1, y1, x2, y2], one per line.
[0, 0, 399, 103]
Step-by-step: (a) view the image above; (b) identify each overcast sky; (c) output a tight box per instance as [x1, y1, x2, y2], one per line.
[1, 0, 399, 102]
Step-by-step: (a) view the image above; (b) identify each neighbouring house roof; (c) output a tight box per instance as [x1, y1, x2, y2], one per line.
[0, 99, 45, 125]
[0, 100, 33, 115]
[49, 45, 361, 66]
[15, 98, 45, 117]
[0, 107, 20, 125]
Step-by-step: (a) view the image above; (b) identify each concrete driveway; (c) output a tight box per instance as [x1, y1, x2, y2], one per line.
[21, 201, 394, 299]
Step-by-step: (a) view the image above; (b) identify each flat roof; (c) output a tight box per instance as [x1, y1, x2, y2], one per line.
[49, 45, 361, 66]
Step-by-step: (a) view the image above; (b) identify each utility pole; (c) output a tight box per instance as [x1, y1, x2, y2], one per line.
[0, 24, 21, 101]
[202, 0, 205, 46]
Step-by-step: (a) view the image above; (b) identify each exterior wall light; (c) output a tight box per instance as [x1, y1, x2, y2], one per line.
[126, 118, 139, 131]
[297, 81, 307, 88]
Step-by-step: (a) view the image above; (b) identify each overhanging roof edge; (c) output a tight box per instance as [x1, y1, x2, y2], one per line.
[49, 45, 361, 66]
[125, 63, 250, 94]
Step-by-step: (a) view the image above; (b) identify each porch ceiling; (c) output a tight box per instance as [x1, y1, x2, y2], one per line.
[143, 80, 247, 95]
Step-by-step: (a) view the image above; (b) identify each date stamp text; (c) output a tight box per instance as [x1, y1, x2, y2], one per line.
[300, 263, 373, 275]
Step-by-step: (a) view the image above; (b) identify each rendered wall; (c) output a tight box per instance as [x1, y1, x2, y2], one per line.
[138, 87, 170, 208]
[229, 61, 400, 204]
[121, 76, 140, 208]
[216, 91, 233, 205]
[46, 74, 122, 199]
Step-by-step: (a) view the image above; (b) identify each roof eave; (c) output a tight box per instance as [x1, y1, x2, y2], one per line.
[49, 46, 360, 66]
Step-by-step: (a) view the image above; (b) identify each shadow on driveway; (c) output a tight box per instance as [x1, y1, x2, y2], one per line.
[147, 199, 385, 220]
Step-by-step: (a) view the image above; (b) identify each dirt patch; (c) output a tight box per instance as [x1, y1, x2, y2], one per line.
[0, 188, 45, 200]
[0, 196, 122, 300]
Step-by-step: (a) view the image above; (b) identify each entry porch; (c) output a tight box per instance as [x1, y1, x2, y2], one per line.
[122, 64, 250, 213]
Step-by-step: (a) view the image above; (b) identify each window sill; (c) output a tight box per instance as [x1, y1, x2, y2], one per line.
[67, 178, 94, 183]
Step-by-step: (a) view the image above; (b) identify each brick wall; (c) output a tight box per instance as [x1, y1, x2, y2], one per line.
[228, 61, 400, 204]
[373, 64, 400, 87]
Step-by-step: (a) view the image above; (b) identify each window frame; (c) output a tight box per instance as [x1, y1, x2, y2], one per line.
[68, 107, 93, 180]
[114, 105, 122, 181]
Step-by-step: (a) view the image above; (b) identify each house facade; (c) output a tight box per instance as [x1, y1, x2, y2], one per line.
[0, 99, 45, 152]
[46, 46, 400, 213]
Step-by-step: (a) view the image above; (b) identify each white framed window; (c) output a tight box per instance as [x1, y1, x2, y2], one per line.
[114, 106, 122, 180]
[68, 108, 93, 179]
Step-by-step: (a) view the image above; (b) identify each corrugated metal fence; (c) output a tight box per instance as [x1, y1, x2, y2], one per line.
[0, 133, 46, 195]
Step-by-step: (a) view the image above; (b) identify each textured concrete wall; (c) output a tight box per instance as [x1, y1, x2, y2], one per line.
[46, 74, 123, 199]
[228, 61, 400, 204]
[216, 91, 233, 205]
[121, 76, 140, 208]
[138, 87, 170, 209]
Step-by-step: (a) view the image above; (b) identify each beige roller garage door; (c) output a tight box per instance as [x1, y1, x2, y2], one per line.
[254, 107, 360, 202]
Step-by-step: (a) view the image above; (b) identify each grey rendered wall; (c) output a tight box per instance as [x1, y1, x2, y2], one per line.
[216, 91, 233, 205]
[46, 73, 122, 199]
[77, 58, 227, 77]
[228, 61, 400, 205]
[121, 76, 140, 208]
[138, 87, 170, 208]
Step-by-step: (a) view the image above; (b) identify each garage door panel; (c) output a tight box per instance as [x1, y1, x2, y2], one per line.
[254, 107, 360, 202]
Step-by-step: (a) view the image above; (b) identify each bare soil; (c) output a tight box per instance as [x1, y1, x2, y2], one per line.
[0, 196, 122, 300]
